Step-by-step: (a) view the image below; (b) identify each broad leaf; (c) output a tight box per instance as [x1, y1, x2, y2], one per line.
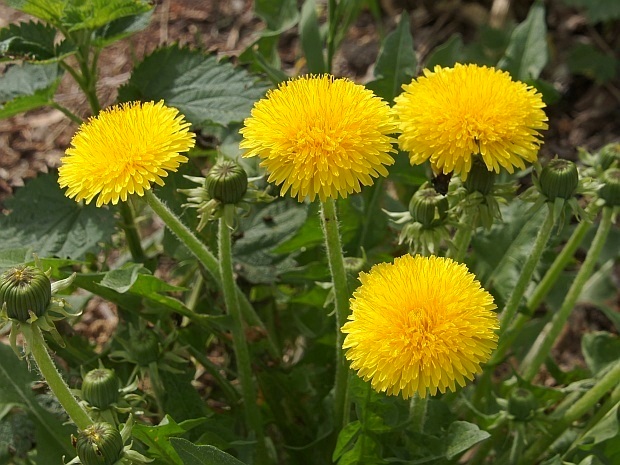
[0, 172, 116, 259]
[0, 21, 75, 62]
[444, 421, 490, 459]
[367, 11, 416, 103]
[4, 0, 152, 32]
[581, 332, 620, 375]
[0, 344, 75, 463]
[92, 9, 154, 47]
[497, 1, 548, 80]
[0, 63, 62, 118]
[132, 415, 187, 465]
[170, 438, 246, 465]
[118, 46, 270, 127]
[567, 43, 619, 85]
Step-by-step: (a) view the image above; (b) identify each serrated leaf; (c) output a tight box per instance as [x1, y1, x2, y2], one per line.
[425, 34, 464, 69]
[132, 415, 186, 465]
[444, 421, 490, 459]
[170, 438, 246, 465]
[0, 62, 61, 118]
[5, 0, 151, 31]
[254, 0, 299, 34]
[560, 0, 620, 22]
[118, 46, 270, 127]
[366, 11, 416, 103]
[0, 21, 75, 62]
[0, 344, 75, 462]
[0, 172, 116, 259]
[497, 1, 548, 80]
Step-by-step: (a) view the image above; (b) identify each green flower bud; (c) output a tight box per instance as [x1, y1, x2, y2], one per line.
[82, 369, 120, 409]
[75, 423, 123, 465]
[599, 168, 620, 207]
[464, 157, 496, 195]
[205, 160, 248, 204]
[539, 158, 579, 201]
[409, 188, 449, 228]
[130, 330, 160, 366]
[598, 143, 620, 171]
[0, 266, 52, 322]
[507, 387, 537, 421]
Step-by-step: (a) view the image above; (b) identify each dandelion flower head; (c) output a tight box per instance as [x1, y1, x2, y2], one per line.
[240, 75, 397, 202]
[393, 64, 548, 179]
[342, 254, 498, 399]
[59, 101, 195, 207]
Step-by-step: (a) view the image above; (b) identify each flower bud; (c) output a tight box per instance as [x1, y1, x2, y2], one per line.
[205, 160, 248, 204]
[538, 158, 579, 201]
[598, 168, 620, 207]
[75, 423, 123, 465]
[0, 266, 52, 322]
[409, 188, 449, 228]
[598, 143, 620, 171]
[464, 157, 496, 195]
[82, 369, 120, 409]
[507, 387, 537, 421]
[130, 330, 160, 366]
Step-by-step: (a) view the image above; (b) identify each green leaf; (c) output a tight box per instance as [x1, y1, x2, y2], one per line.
[567, 43, 619, 85]
[581, 332, 620, 375]
[4, 0, 152, 31]
[299, 0, 326, 74]
[100, 263, 146, 293]
[0, 172, 116, 259]
[0, 63, 62, 118]
[578, 403, 619, 451]
[444, 421, 490, 459]
[0, 21, 75, 62]
[118, 46, 270, 127]
[333, 421, 362, 461]
[91, 9, 154, 47]
[425, 34, 464, 69]
[366, 11, 416, 103]
[132, 415, 185, 465]
[254, 0, 299, 34]
[560, 0, 620, 22]
[170, 438, 246, 465]
[0, 344, 75, 462]
[497, 1, 548, 80]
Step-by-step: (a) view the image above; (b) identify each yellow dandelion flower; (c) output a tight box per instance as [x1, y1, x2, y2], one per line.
[342, 254, 498, 399]
[59, 101, 195, 207]
[240, 75, 397, 202]
[393, 63, 548, 179]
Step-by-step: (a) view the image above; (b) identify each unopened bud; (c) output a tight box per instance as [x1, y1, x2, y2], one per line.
[409, 188, 449, 228]
[82, 369, 120, 409]
[539, 158, 578, 201]
[75, 423, 123, 465]
[205, 160, 248, 204]
[0, 266, 51, 322]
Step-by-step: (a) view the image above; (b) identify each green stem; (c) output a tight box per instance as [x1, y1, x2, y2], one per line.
[118, 201, 146, 263]
[499, 203, 556, 332]
[449, 214, 474, 262]
[219, 205, 266, 461]
[22, 325, 93, 430]
[355, 178, 384, 254]
[519, 207, 614, 381]
[526, 203, 599, 312]
[142, 190, 279, 358]
[409, 395, 428, 433]
[320, 198, 350, 432]
[488, 204, 597, 366]
[50, 102, 83, 125]
[517, 361, 620, 465]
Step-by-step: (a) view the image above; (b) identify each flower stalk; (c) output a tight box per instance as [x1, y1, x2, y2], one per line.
[21, 324, 93, 430]
[519, 207, 614, 381]
[118, 201, 146, 263]
[320, 198, 351, 431]
[142, 190, 278, 357]
[218, 204, 267, 461]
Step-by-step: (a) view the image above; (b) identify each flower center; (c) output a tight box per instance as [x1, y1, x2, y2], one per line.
[405, 307, 438, 348]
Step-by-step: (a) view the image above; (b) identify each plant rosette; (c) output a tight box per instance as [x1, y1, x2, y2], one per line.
[0, 258, 79, 356]
[180, 159, 275, 231]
